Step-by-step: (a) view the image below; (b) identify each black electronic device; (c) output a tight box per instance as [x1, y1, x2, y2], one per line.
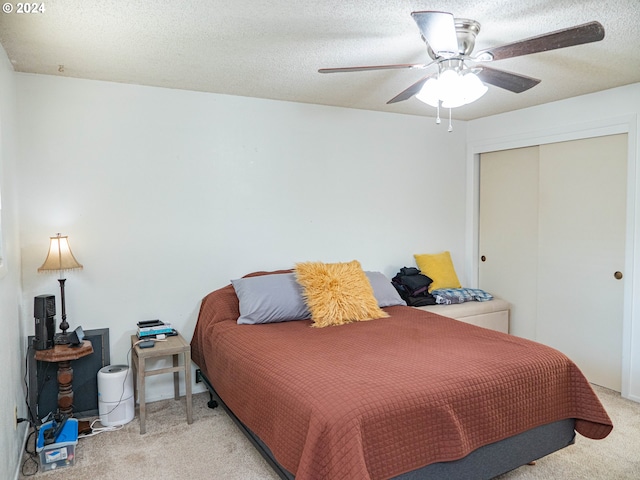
[34, 295, 56, 351]
[68, 326, 85, 347]
[43, 414, 68, 445]
[137, 319, 164, 328]
[138, 340, 155, 348]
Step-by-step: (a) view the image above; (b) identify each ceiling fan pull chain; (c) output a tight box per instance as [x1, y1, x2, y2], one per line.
[448, 108, 453, 132]
[436, 102, 441, 124]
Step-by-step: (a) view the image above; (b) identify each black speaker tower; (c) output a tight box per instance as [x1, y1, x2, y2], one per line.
[34, 295, 56, 351]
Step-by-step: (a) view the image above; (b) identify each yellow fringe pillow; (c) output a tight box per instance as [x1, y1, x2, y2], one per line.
[295, 260, 389, 328]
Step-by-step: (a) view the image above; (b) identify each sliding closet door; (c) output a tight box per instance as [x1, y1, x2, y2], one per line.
[479, 147, 539, 339]
[536, 134, 627, 391]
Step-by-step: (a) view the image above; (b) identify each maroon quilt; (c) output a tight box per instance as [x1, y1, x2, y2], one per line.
[191, 283, 612, 480]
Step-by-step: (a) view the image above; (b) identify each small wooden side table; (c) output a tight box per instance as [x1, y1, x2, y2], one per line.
[130, 333, 193, 434]
[34, 340, 94, 417]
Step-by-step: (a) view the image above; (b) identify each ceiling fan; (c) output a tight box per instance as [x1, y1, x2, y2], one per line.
[319, 11, 605, 119]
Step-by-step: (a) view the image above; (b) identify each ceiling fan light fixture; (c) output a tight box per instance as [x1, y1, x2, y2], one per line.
[415, 67, 488, 109]
[460, 71, 488, 103]
[437, 69, 461, 100]
[415, 77, 441, 107]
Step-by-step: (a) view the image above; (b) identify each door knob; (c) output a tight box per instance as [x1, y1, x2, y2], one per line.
[614, 271, 623, 280]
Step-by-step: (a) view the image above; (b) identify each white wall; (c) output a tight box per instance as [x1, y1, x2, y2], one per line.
[15, 73, 468, 402]
[0, 47, 27, 480]
[467, 83, 640, 402]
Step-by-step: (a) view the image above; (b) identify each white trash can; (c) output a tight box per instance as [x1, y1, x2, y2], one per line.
[97, 365, 134, 426]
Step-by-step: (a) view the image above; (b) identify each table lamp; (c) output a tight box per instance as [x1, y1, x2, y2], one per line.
[38, 233, 83, 345]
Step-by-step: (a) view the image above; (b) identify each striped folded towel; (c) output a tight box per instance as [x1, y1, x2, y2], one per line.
[431, 288, 494, 304]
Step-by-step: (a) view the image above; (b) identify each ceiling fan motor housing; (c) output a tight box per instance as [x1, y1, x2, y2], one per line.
[454, 19, 481, 56]
[427, 18, 481, 59]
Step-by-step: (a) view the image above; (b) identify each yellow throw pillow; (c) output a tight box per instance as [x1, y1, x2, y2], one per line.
[414, 251, 462, 292]
[295, 260, 389, 328]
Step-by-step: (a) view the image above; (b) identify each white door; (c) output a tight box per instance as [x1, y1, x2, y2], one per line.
[536, 135, 627, 391]
[479, 134, 627, 391]
[478, 146, 539, 340]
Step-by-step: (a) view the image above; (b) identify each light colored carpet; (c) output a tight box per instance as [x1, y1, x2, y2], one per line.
[18, 385, 640, 479]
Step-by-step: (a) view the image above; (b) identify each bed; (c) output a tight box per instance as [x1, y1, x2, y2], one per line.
[191, 269, 612, 480]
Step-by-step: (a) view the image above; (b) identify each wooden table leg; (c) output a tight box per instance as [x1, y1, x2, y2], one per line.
[56, 360, 74, 417]
[173, 354, 179, 401]
[57, 359, 91, 434]
[131, 351, 138, 406]
[138, 355, 146, 434]
[184, 350, 193, 425]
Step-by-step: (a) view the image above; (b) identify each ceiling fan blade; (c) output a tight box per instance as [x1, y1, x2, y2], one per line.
[318, 62, 432, 74]
[476, 66, 541, 93]
[411, 11, 459, 57]
[474, 21, 605, 62]
[386, 73, 437, 104]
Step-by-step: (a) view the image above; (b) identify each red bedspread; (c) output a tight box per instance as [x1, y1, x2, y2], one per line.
[191, 283, 612, 480]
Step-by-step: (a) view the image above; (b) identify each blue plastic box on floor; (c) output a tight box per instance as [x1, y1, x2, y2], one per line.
[36, 418, 79, 471]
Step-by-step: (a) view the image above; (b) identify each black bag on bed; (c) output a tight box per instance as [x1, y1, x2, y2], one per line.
[392, 267, 437, 306]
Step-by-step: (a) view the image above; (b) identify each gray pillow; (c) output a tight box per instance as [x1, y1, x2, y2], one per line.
[231, 273, 311, 324]
[365, 271, 407, 307]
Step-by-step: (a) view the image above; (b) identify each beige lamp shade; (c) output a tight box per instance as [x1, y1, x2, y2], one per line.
[38, 234, 83, 272]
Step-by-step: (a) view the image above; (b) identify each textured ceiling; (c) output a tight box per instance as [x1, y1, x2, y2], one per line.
[1, 0, 639, 120]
